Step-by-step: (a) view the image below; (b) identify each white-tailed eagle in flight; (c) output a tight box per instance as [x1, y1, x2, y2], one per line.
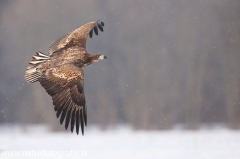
[25, 19, 107, 135]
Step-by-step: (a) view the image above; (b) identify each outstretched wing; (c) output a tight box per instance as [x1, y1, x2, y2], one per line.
[39, 64, 87, 135]
[49, 19, 105, 55]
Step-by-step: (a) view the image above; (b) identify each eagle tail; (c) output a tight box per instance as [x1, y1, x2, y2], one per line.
[25, 52, 49, 83]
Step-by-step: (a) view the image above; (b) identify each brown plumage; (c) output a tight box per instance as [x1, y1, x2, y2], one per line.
[25, 19, 107, 135]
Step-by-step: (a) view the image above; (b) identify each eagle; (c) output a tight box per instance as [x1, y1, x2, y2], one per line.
[25, 19, 107, 135]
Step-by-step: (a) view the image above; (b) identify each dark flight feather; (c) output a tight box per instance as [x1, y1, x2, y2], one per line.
[98, 23, 104, 32]
[60, 109, 67, 124]
[89, 29, 93, 38]
[100, 21, 104, 26]
[76, 109, 80, 135]
[83, 104, 87, 126]
[65, 108, 72, 130]
[80, 109, 84, 135]
[93, 26, 98, 36]
[71, 107, 76, 133]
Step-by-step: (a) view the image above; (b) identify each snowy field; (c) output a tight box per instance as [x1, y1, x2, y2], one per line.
[0, 125, 240, 159]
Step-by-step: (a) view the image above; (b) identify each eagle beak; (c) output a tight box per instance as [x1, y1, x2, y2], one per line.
[99, 55, 107, 60]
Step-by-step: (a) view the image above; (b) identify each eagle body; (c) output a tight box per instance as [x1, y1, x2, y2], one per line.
[39, 46, 99, 70]
[25, 20, 106, 135]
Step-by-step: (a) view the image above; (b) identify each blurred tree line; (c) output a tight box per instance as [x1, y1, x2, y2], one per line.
[0, 0, 240, 130]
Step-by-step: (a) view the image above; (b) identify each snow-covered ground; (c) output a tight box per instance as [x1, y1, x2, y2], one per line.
[0, 125, 240, 159]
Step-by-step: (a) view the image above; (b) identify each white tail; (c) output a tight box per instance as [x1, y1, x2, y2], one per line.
[25, 52, 49, 83]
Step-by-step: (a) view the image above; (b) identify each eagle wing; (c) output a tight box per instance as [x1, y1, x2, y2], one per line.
[39, 64, 87, 135]
[49, 19, 105, 55]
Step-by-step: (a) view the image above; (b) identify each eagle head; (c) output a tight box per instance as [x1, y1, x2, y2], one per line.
[92, 54, 107, 62]
[97, 54, 107, 60]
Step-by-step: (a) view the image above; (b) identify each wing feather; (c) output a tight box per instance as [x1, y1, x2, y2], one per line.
[71, 107, 76, 133]
[83, 104, 87, 126]
[97, 23, 104, 32]
[39, 64, 86, 135]
[65, 106, 73, 130]
[76, 109, 80, 135]
[60, 109, 67, 124]
[93, 26, 98, 36]
[80, 109, 84, 135]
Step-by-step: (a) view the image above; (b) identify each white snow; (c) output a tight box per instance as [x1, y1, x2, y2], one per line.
[0, 125, 240, 159]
